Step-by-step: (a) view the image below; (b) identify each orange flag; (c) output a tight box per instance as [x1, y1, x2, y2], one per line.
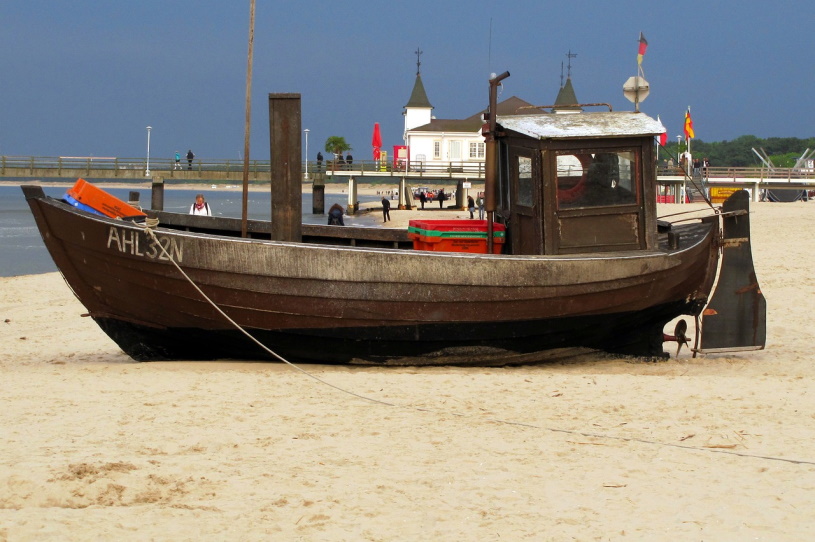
[683, 108, 695, 139]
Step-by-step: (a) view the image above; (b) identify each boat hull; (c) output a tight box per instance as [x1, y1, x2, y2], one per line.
[23, 186, 719, 364]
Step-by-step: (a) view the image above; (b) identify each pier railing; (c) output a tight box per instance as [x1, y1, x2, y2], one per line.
[0, 155, 271, 177]
[2, 156, 814, 192]
[0, 155, 488, 180]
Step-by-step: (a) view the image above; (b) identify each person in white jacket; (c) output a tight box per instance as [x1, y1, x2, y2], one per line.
[189, 194, 212, 216]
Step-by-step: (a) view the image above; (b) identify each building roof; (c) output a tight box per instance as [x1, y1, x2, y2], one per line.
[404, 74, 433, 109]
[464, 96, 544, 121]
[410, 96, 546, 134]
[553, 78, 581, 111]
[497, 111, 664, 140]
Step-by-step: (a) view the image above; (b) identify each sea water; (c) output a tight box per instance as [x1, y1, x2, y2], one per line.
[0, 183, 382, 277]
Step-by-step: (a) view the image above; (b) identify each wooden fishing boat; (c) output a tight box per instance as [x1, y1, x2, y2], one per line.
[22, 81, 766, 365]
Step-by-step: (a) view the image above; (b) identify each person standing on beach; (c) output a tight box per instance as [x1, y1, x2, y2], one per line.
[174, 151, 181, 170]
[189, 194, 212, 216]
[381, 196, 391, 222]
[186, 149, 195, 170]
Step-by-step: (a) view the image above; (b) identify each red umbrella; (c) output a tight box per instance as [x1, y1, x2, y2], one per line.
[371, 122, 382, 160]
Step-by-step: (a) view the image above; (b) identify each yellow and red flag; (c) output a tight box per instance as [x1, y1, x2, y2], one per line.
[683, 108, 695, 139]
[637, 33, 648, 65]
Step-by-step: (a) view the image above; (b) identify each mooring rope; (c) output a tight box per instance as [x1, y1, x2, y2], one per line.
[132, 220, 815, 467]
[136, 222, 396, 408]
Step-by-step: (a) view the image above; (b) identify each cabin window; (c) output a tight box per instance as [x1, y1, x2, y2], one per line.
[518, 156, 534, 206]
[469, 142, 485, 159]
[556, 151, 638, 209]
[433, 141, 441, 159]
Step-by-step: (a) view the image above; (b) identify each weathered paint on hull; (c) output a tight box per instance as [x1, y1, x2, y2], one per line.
[94, 298, 693, 364]
[23, 186, 719, 364]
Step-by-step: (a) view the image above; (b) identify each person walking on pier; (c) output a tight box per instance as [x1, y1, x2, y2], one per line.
[174, 151, 181, 170]
[186, 149, 195, 170]
[316, 152, 323, 172]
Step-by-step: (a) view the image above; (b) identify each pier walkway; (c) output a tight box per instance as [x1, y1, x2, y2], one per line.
[2, 156, 814, 200]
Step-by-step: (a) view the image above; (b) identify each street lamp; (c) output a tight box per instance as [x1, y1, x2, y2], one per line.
[304, 128, 310, 180]
[145, 126, 152, 177]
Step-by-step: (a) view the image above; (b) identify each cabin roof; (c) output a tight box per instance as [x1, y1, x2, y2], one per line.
[497, 111, 665, 140]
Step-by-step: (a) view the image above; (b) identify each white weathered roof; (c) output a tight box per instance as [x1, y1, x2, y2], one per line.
[497, 111, 665, 140]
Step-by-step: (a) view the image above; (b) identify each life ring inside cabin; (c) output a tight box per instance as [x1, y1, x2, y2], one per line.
[557, 153, 593, 204]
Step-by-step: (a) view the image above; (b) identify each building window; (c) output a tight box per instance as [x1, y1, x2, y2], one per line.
[469, 142, 485, 159]
[433, 141, 441, 159]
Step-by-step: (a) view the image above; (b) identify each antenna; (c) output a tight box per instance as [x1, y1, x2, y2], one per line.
[415, 47, 423, 75]
[488, 18, 493, 75]
[566, 50, 577, 79]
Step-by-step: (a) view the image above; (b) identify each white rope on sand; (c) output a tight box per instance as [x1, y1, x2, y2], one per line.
[134, 221, 815, 467]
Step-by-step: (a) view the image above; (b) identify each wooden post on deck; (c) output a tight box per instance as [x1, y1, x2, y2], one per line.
[269, 93, 302, 242]
[150, 176, 164, 211]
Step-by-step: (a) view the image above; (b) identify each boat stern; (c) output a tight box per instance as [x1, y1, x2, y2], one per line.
[699, 190, 767, 352]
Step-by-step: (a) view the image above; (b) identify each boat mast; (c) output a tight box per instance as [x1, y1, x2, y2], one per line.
[484, 71, 509, 254]
[241, 0, 256, 237]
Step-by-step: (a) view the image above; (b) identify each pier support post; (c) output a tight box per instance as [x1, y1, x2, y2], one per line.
[399, 177, 411, 210]
[347, 177, 358, 214]
[312, 173, 325, 214]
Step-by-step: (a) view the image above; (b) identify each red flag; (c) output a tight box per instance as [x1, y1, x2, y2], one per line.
[371, 122, 382, 160]
[683, 109, 695, 139]
[657, 116, 667, 146]
[637, 33, 648, 65]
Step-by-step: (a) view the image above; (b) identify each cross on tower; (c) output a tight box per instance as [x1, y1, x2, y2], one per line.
[566, 50, 578, 79]
[415, 47, 423, 75]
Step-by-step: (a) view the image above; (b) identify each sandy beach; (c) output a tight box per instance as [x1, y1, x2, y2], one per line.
[2, 195, 815, 540]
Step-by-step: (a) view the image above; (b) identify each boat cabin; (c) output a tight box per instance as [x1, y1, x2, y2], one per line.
[493, 111, 664, 255]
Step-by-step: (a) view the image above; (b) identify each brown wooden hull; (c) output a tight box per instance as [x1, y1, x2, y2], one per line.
[23, 186, 720, 364]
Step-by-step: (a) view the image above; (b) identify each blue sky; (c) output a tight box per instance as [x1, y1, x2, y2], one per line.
[2, 0, 813, 162]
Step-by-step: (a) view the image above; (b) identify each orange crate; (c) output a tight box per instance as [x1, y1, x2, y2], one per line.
[408, 220, 505, 254]
[66, 178, 146, 219]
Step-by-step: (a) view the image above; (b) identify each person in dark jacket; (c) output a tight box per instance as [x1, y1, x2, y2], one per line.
[327, 203, 344, 225]
[381, 196, 391, 222]
[467, 195, 475, 219]
[438, 188, 445, 209]
[186, 149, 195, 170]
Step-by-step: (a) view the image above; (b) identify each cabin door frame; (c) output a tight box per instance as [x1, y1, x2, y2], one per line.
[508, 146, 543, 255]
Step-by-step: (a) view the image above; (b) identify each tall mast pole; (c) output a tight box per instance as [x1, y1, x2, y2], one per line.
[484, 71, 509, 254]
[241, 0, 256, 237]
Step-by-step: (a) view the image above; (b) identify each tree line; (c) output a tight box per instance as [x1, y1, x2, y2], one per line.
[661, 136, 815, 168]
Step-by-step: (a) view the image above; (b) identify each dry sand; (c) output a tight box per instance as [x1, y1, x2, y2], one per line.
[2, 198, 815, 540]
